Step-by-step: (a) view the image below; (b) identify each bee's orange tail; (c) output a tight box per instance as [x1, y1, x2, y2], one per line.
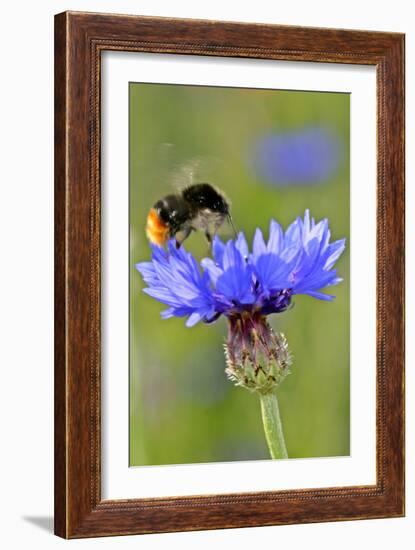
[145, 208, 170, 246]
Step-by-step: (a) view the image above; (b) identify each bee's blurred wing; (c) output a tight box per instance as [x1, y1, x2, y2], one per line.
[167, 153, 224, 191]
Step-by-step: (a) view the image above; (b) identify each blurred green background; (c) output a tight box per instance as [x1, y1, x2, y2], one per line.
[129, 83, 350, 466]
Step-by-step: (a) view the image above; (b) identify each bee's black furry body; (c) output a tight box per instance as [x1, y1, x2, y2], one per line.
[149, 183, 230, 247]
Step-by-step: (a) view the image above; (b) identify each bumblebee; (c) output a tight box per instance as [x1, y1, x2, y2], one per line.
[146, 183, 234, 247]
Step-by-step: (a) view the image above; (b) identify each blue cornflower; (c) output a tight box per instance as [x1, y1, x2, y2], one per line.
[136, 210, 345, 326]
[253, 127, 340, 186]
[136, 210, 345, 395]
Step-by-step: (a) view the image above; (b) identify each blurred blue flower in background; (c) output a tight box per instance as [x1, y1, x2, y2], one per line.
[136, 210, 345, 327]
[253, 127, 340, 186]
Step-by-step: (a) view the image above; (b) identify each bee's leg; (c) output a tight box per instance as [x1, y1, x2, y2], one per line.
[205, 218, 223, 249]
[204, 230, 213, 250]
[205, 219, 222, 249]
[175, 227, 192, 248]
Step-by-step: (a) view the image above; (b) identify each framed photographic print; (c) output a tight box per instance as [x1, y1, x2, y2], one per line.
[54, 11, 405, 538]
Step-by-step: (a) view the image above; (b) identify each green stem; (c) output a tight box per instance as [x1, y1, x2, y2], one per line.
[260, 392, 288, 459]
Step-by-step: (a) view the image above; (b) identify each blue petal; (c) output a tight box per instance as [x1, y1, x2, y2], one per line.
[212, 236, 225, 266]
[294, 269, 341, 293]
[284, 218, 302, 248]
[303, 209, 311, 235]
[267, 220, 284, 254]
[200, 257, 222, 285]
[222, 240, 245, 270]
[216, 266, 255, 304]
[186, 311, 204, 327]
[143, 287, 181, 308]
[160, 308, 175, 319]
[235, 232, 249, 259]
[303, 290, 335, 301]
[151, 243, 168, 263]
[214, 241, 255, 304]
[135, 261, 158, 285]
[252, 228, 267, 259]
[324, 239, 346, 270]
[254, 254, 293, 294]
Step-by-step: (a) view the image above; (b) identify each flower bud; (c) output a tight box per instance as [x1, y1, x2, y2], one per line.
[224, 312, 292, 395]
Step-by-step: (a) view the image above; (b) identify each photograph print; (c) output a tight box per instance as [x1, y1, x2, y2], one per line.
[130, 82, 349, 467]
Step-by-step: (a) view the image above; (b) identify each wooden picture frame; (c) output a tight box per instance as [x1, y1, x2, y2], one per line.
[54, 11, 405, 538]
